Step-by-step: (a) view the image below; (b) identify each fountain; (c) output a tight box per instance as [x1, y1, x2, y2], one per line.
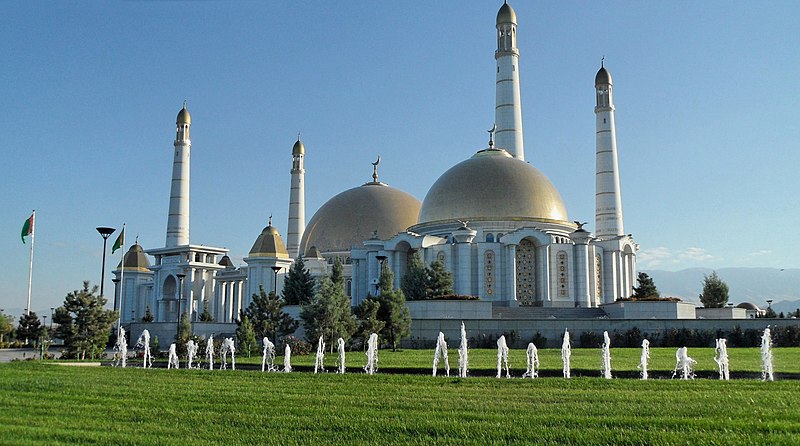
[261, 337, 276, 372]
[638, 339, 650, 380]
[364, 333, 378, 375]
[714, 338, 730, 381]
[337, 337, 346, 374]
[601, 331, 612, 379]
[433, 332, 450, 377]
[457, 322, 468, 378]
[761, 327, 774, 381]
[496, 335, 510, 379]
[561, 329, 571, 379]
[283, 344, 292, 372]
[672, 347, 696, 380]
[314, 336, 325, 374]
[136, 329, 152, 369]
[522, 343, 539, 379]
[186, 340, 198, 369]
[113, 326, 127, 368]
[168, 343, 179, 369]
[206, 335, 215, 371]
[220, 337, 235, 370]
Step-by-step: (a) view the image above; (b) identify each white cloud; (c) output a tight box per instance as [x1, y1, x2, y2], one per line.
[637, 246, 673, 268]
[637, 246, 718, 269]
[678, 247, 717, 262]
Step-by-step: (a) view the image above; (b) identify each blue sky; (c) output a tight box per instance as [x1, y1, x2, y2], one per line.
[2, 1, 799, 316]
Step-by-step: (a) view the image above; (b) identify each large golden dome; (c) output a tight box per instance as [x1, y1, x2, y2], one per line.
[300, 182, 421, 255]
[416, 148, 569, 225]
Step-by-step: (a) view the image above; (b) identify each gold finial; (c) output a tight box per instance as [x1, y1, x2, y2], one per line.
[297, 131, 301, 141]
[268, 214, 273, 226]
[488, 123, 497, 148]
[135, 234, 139, 245]
[183, 99, 187, 109]
[371, 156, 381, 183]
[601, 55, 605, 68]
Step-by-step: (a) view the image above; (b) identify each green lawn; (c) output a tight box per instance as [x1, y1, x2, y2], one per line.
[234, 347, 800, 376]
[0, 361, 798, 445]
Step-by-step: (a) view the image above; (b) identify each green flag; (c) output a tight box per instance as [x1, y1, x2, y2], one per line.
[21, 213, 34, 244]
[112, 227, 125, 254]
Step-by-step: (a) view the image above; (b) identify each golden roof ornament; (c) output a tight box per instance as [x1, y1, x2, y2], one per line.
[371, 156, 381, 183]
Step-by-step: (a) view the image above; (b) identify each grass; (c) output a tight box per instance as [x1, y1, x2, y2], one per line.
[1, 361, 799, 445]
[232, 347, 800, 376]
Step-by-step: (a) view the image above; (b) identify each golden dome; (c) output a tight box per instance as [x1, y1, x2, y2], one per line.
[416, 148, 569, 225]
[176, 106, 191, 125]
[595, 66, 612, 86]
[300, 182, 421, 255]
[115, 244, 151, 272]
[292, 138, 305, 155]
[249, 223, 289, 258]
[497, 1, 517, 25]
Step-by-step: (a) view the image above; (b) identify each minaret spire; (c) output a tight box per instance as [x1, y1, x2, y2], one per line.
[286, 135, 306, 259]
[494, 1, 525, 160]
[166, 103, 191, 246]
[594, 62, 625, 238]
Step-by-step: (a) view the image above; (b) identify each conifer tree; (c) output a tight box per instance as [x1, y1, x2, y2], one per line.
[282, 257, 315, 305]
[331, 257, 344, 289]
[401, 251, 428, 300]
[239, 286, 298, 345]
[375, 263, 411, 351]
[632, 272, 660, 299]
[426, 260, 454, 298]
[300, 277, 356, 345]
[353, 299, 385, 348]
[16, 312, 45, 347]
[199, 300, 214, 322]
[699, 271, 729, 308]
[53, 281, 117, 359]
[235, 316, 258, 357]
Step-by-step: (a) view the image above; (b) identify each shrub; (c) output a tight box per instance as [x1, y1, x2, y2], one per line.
[531, 331, 548, 349]
[579, 331, 603, 348]
[281, 335, 312, 356]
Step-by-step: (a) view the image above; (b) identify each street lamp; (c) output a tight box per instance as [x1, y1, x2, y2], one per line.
[96, 227, 116, 301]
[50, 307, 54, 329]
[375, 255, 387, 295]
[270, 266, 283, 295]
[176, 273, 186, 325]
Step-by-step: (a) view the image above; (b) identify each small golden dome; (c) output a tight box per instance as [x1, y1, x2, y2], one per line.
[115, 244, 151, 272]
[595, 66, 612, 86]
[176, 105, 191, 125]
[416, 149, 569, 226]
[300, 182, 421, 254]
[249, 223, 289, 258]
[292, 138, 305, 156]
[497, 1, 517, 25]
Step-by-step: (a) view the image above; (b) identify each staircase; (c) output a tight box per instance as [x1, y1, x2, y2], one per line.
[491, 305, 607, 320]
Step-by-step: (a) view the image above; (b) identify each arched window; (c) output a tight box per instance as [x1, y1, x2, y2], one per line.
[163, 275, 177, 299]
[345, 279, 352, 297]
[486, 233, 494, 243]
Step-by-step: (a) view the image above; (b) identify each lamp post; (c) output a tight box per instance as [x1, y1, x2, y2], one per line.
[176, 273, 186, 323]
[49, 307, 54, 329]
[270, 266, 283, 295]
[96, 227, 116, 302]
[375, 255, 387, 295]
[112, 277, 120, 321]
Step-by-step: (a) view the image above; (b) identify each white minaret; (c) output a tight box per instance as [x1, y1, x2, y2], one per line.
[165, 102, 191, 247]
[594, 62, 625, 238]
[494, 1, 525, 160]
[286, 135, 305, 259]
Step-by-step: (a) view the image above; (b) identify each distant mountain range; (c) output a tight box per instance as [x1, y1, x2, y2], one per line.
[643, 267, 800, 314]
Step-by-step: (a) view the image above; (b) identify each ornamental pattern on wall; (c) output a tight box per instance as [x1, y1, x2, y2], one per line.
[558, 251, 568, 297]
[516, 239, 536, 306]
[485, 250, 495, 296]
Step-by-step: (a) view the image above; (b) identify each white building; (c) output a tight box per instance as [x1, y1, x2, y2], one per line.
[114, 1, 637, 328]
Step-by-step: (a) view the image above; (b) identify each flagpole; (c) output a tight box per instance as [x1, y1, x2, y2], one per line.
[26, 210, 35, 316]
[117, 224, 126, 332]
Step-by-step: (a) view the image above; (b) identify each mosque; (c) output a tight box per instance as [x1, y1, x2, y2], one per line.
[113, 1, 638, 330]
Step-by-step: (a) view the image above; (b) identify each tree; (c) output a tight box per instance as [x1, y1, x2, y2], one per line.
[142, 305, 154, 323]
[239, 286, 298, 345]
[16, 312, 44, 346]
[53, 281, 117, 360]
[300, 277, 356, 345]
[426, 260, 453, 298]
[401, 251, 428, 300]
[0, 312, 13, 344]
[375, 263, 411, 351]
[632, 272, 660, 299]
[175, 311, 192, 356]
[353, 298, 385, 348]
[282, 257, 315, 305]
[331, 257, 344, 289]
[699, 271, 729, 308]
[235, 316, 258, 358]
[199, 300, 214, 322]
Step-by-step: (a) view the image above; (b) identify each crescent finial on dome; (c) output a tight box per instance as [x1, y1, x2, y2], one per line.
[371, 155, 381, 183]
